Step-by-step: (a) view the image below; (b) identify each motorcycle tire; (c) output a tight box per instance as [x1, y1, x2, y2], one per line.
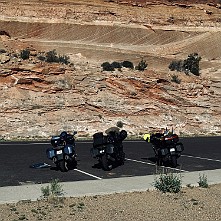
[101, 154, 112, 171]
[59, 160, 68, 172]
[171, 155, 177, 168]
[155, 155, 163, 166]
[68, 157, 77, 170]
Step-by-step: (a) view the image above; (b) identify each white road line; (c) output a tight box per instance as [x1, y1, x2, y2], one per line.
[74, 169, 102, 180]
[125, 158, 188, 172]
[181, 154, 221, 163]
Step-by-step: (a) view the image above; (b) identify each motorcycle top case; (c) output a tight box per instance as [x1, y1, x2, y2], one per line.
[164, 134, 179, 144]
[51, 136, 64, 147]
[93, 132, 106, 148]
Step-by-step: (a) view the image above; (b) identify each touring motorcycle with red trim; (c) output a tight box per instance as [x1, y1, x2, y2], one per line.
[144, 129, 184, 168]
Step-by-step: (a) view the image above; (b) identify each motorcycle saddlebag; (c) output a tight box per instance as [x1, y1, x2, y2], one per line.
[90, 147, 99, 158]
[64, 144, 74, 155]
[93, 132, 105, 147]
[46, 148, 56, 159]
[176, 143, 184, 152]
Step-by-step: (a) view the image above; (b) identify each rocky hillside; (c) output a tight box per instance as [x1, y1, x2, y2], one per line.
[0, 0, 220, 140]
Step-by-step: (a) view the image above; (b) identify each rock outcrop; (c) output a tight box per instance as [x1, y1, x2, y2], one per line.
[0, 0, 220, 140]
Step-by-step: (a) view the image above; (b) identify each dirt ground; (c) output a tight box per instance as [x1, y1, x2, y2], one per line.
[0, 183, 221, 221]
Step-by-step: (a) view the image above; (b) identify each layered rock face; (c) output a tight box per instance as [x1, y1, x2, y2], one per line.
[0, 0, 220, 140]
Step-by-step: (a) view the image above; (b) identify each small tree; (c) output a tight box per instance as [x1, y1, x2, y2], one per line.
[183, 53, 201, 76]
[20, 49, 30, 60]
[135, 59, 148, 71]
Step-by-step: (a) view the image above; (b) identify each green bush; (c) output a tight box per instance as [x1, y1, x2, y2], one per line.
[153, 173, 182, 193]
[183, 53, 201, 76]
[169, 53, 201, 76]
[41, 179, 63, 198]
[45, 49, 59, 63]
[43, 49, 70, 64]
[111, 61, 122, 69]
[58, 55, 70, 65]
[198, 174, 208, 188]
[168, 60, 183, 72]
[116, 121, 123, 128]
[101, 62, 115, 71]
[135, 59, 148, 71]
[122, 60, 134, 69]
[20, 49, 30, 60]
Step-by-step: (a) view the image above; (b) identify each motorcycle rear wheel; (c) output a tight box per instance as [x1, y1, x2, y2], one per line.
[101, 154, 112, 171]
[155, 155, 163, 166]
[171, 155, 177, 168]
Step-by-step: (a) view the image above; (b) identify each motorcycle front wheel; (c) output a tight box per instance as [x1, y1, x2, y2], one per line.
[101, 154, 112, 171]
[59, 160, 68, 172]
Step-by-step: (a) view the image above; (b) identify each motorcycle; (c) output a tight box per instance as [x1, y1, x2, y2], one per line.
[46, 131, 77, 172]
[143, 130, 184, 168]
[90, 128, 127, 171]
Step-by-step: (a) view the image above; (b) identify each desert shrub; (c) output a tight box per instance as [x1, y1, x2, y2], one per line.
[101, 61, 115, 71]
[41, 179, 63, 198]
[169, 53, 201, 76]
[171, 75, 181, 84]
[168, 60, 183, 72]
[183, 53, 201, 76]
[58, 55, 70, 64]
[37, 55, 46, 61]
[116, 121, 124, 128]
[135, 59, 148, 71]
[153, 172, 182, 193]
[45, 49, 59, 63]
[0, 49, 6, 54]
[122, 60, 134, 69]
[20, 49, 30, 60]
[44, 49, 70, 64]
[111, 61, 122, 69]
[198, 174, 208, 188]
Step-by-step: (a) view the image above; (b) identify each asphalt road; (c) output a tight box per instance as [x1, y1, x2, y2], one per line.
[0, 137, 220, 187]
